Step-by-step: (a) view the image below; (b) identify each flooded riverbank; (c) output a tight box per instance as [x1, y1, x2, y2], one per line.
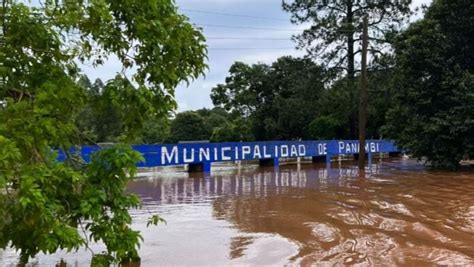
[2, 159, 474, 266]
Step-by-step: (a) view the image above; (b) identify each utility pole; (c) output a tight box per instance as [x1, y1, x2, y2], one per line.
[358, 16, 369, 170]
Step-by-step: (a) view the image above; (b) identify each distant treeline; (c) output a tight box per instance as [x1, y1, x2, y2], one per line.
[77, 56, 392, 144]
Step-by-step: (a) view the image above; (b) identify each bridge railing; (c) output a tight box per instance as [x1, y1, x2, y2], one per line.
[58, 140, 399, 172]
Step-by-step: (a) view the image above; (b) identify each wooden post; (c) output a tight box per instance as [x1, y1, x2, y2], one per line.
[358, 16, 369, 170]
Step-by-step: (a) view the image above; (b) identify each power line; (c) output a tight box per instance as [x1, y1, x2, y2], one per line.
[207, 37, 290, 40]
[195, 24, 301, 32]
[208, 47, 295, 50]
[181, 8, 288, 22]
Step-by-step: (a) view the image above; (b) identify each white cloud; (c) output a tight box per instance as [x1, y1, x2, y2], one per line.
[175, 78, 218, 111]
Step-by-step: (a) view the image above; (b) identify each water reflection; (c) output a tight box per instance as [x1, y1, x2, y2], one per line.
[131, 163, 374, 204]
[2, 159, 474, 266]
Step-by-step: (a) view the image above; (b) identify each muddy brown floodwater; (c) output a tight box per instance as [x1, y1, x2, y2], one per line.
[2, 159, 474, 266]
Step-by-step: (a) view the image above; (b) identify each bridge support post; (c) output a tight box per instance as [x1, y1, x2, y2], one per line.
[259, 158, 279, 167]
[389, 152, 402, 158]
[312, 156, 326, 163]
[353, 153, 372, 167]
[188, 162, 211, 173]
[353, 153, 370, 161]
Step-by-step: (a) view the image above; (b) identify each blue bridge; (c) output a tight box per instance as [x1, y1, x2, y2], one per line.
[60, 140, 400, 173]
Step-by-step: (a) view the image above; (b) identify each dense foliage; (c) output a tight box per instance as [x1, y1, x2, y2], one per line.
[123, 57, 393, 144]
[212, 57, 327, 140]
[0, 0, 206, 264]
[384, 0, 474, 169]
[209, 57, 391, 141]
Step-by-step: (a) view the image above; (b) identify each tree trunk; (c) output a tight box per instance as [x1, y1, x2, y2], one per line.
[358, 16, 369, 170]
[347, 1, 355, 80]
[346, 1, 357, 138]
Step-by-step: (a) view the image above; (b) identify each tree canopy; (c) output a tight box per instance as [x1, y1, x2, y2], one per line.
[283, 0, 413, 138]
[384, 0, 474, 169]
[283, 0, 412, 79]
[0, 0, 206, 264]
[210, 56, 392, 142]
[212, 56, 327, 140]
[167, 111, 210, 143]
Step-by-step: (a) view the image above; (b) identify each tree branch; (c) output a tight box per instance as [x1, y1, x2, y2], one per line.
[323, 4, 347, 14]
[369, 8, 387, 27]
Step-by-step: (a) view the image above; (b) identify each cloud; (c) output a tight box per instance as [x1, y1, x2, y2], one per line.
[175, 78, 218, 112]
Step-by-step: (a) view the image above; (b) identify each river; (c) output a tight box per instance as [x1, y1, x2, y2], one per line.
[2, 158, 474, 266]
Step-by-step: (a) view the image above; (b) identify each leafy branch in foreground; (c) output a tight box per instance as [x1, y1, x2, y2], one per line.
[0, 0, 206, 265]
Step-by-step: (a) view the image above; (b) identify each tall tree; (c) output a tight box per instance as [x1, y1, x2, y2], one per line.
[211, 62, 271, 117]
[211, 56, 326, 140]
[283, 0, 412, 79]
[384, 0, 474, 169]
[283, 0, 412, 138]
[267, 56, 326, 140]
[0, 0, 206, 264]
[358, 16, 369, 170]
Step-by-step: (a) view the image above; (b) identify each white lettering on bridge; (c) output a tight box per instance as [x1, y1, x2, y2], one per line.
[338, 141, 380, 154]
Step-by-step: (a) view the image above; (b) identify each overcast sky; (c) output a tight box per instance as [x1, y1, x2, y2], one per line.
[81, 0, 432, 112]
